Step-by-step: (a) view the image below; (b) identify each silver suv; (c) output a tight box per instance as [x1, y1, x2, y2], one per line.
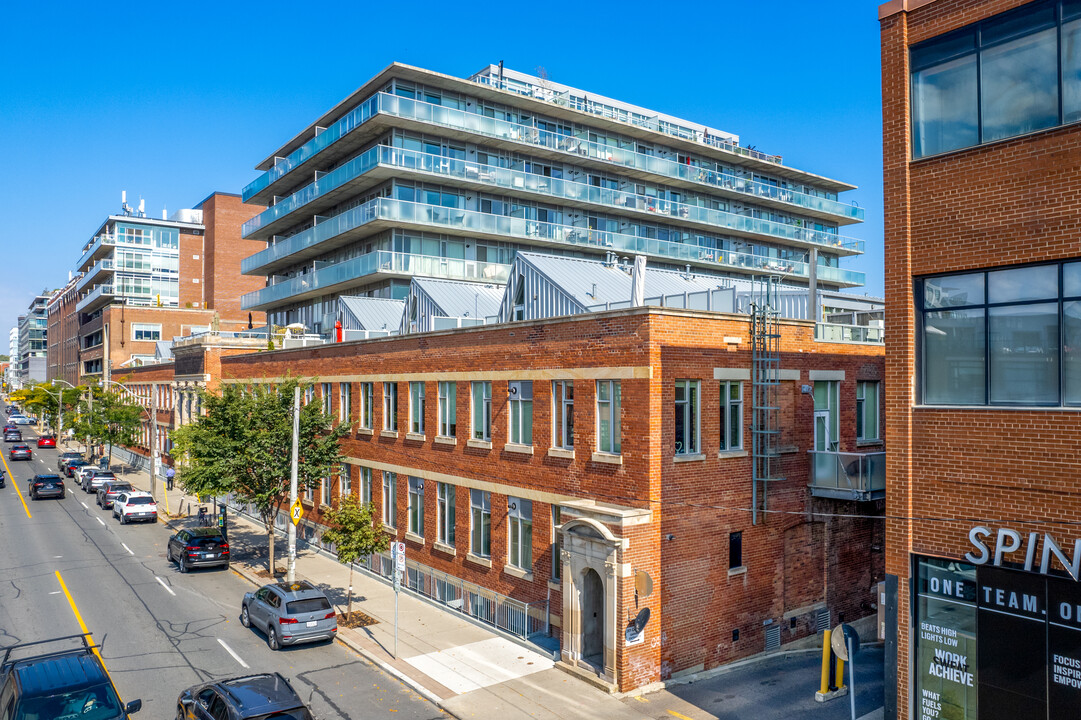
[240, 581, 337, 651]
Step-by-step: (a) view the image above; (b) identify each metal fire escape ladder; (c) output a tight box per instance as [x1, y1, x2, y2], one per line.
[751, 276, 782, 526]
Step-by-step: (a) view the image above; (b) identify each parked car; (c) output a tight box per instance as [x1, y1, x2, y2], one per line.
[176, 673, 310, 720]
[64, 458, 89, 477]
[10, 415, 33, 425]
[112, 492, 157, 524]
[29, 474, 65, 500]
[241, 580, 337, 651]
[0, 634, 142, 719]
[58, 451, 83, 472]
[3, 423, 16, 433]
[96, 480, 133, 509]
[167, 527, 230, 573]
[9, 444, 31, 461]
[4, 430, 21, 443]
[81, 469, 117, 494]
[36, 435, 56, 448]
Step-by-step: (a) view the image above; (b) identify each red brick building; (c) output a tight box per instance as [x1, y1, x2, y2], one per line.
[216, 306, 885, 691]
[881, 1, 1081, 718]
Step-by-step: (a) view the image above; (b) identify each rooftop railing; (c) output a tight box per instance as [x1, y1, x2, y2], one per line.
[814, 322, 884, 344]
[242, 197, 865, 287]
[241, 250, 510, 310]
[243, 93, 863, 223]
[244, 145, 863, 256]
[807, 450, 885, 501]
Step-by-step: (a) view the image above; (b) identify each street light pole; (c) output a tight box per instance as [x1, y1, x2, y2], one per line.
[287, 386, 300, 583]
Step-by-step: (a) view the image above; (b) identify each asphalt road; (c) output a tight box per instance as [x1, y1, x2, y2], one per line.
[0, 414, 445, 720]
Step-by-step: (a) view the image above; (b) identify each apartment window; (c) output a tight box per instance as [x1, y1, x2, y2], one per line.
[321, 383, 332, 415]
[470, 489, 491, 557]
[719, 381, 743, 451]
[437, 482, 455, 546]
[551, 506, 562, 580]
[814, 381, 840, 450]
[507, 497, 533, 571]
[339, 383, 352, 423]
[438, 381, 457, 437]
[408, 477, 424, 537]
[856, 381, 880, 441]
[409, 382, 425, 434]
[383, 382, 398, 431]
[360, 382, 373, 429]
[920, 262, 1081, 405]
[131, 323, 161, 341]
[674, 380, 700, 455]
[359, 466, 372, 505]
[471, 381, 492, 440]
[321, 476, 331, 506]
[910, 1, 1077, 159]
[596, 380, 621, 454]
[552, 381, 574, 449]
[380, 471, 398, 527]
[729, 531, 743, 569]
[339, 464, 351, 497]
[508, 381, 533, 445]
[305, 481, 313, 502]
[304, 385, 314, 406]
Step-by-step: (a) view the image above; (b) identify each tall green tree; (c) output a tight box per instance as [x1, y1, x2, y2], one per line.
[11, 383, 82, 433]
[321, 493, 388, 621]
[171, 378, 349, 574]
[71, 387, 143, 464]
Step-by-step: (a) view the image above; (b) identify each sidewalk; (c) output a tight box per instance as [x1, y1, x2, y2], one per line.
[99, 445, 886, 720]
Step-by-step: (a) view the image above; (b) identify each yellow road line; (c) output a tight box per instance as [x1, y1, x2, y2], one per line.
[1, 452, 31, 519]
[55, 571, 124, 702]
[667, 711, 696, 720]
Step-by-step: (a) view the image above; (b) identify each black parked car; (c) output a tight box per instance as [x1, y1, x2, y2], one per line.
[64, 458, 89, 477]
[176, 673, 311, 720]
[97, 480, 133, 509]
[29, 474, 65, 500]
[167, 527, 230, 573]
[58, 451, 84, 472]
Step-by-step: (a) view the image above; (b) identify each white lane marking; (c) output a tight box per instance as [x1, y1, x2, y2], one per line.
[53, 555, 62, 558]
[155, 577, 176, 596]
[121, 543, 133, 556]
[49, 591, 61, 595]
[80, 501, 88, 509]
[217, 639, 249, 668]
[95, 516, 105, 526]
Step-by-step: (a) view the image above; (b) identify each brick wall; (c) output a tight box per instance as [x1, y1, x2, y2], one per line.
[178, 230, 205, 309]
[200, 193, 266, 325]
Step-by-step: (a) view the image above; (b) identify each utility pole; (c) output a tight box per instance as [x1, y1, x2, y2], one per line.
[149, 382, 158, 502]
[287, 386, 300, 583]
[86, 386, 93, 459]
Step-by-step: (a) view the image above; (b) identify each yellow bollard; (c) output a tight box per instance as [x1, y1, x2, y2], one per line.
[835, 654, 845, 691]
[820, 629, 832, 694]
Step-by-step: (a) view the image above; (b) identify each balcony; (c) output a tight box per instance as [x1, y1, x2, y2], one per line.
[76, 284, 115, 313]
[242, 198, 866, 288]
[244, 145, 864, 257]
[77, 234, 118, 272]
[807, 450, 885, 501]
[241, 250, 510, 311]
[814, 322, 884, 344]
[75, 259, 115, 293]
[243, 93, 864, 225]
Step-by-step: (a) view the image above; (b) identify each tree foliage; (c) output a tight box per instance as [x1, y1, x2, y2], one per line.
[70, 386, 143, 463]
[10, 383, 83, 432]
[321, 494, 388, 620]
[171, 378, 349, 573]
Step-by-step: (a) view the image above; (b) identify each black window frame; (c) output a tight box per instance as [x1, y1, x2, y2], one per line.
[916, 258, 1081, 406]
[729, 531, 743, 570]
[909, 0, 1081, 159]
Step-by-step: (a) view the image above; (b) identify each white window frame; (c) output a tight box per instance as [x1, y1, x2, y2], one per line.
[321, 476, 331, 506]
[304, 385, 314, 406]
[408, 477, 424, 537]
[438, 381, 456, 437]
[675, 380, 700, 455]
[552, 381, 573, 449]
[596, 380, 621, 455]
[507, 497, 532, 571]
[359, 466, 372, 505]
[856, 381, 880, 441]
[321, 383, 332, 415]
[437, 482, 455, 546]
[339, 463, 351, 497]
[382, 471, 396, 527]
[470, 489, 491, 558]
[131, 322, 162, 342]
[360, 382, 373, 429]
[383, 382, 398, 431]
[339, 383, 351, 423]
[508, 380, 533, 445]
[410, 381, 425, 434]
[471, 381, 492, 441]
[719, 381, 743, 451]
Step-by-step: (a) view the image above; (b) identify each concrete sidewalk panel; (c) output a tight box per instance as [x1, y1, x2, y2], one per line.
[405, 637, 554, 694]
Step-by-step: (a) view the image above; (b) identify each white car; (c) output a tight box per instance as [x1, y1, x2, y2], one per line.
[113, 491, 158, 524]
[9, 415, 33, 425]
[76, 465, 104, 488]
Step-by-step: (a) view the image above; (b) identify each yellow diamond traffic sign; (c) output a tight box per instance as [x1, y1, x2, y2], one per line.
[290, 499, 304, 525]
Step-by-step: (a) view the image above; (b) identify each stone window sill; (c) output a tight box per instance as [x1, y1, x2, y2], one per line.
[357, 428, 374, 436]
[503, 564, 533, 581]
[504, 442, 534, 455]
[433, 541, 456, 557]
[547, 579, 562, 591]
[405, 531, 425, 545]
[591, 451, 623, 465]
[466, 553, 492, 568]
[380, 430, 399, 439]
[381, 523, 397, 535]
[548, 447, 575, 459]
[405, 432, 426, 442]
[717, 450, 749, 459]
[728, 565, 747, 577]
[674, 453, 706, 463]
[434, 436, 458, 446]
[856, 439, 884, 447]
[467, 438, 492, 450]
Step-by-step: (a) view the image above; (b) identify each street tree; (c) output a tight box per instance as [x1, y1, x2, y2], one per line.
[10, 383, 82, 433]
[171, 378, 349, 575]
[71, 387, 142, 465]
[320, 493, 388, 622]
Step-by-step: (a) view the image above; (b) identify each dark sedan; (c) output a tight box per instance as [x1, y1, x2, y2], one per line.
[4, 430, 21, 443]
[29, 475, 65, 500]
[167, 527, 230, 572]
[177, 673, 312, 720]
[9, 444, 31, 461]
[97, 480, 133, 509]
[64, 458, 88, 477]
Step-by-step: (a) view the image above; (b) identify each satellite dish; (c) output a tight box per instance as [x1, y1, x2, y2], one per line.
[634, 570, 653, 598]
[633, 607, 651, 634]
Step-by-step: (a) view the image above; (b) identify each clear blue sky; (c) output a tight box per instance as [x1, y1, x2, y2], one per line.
[0, 0, 885, 345]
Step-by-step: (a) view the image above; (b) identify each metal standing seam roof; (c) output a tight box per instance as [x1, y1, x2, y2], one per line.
[338, 296, 406, 331]
[412, 278, 504, 319]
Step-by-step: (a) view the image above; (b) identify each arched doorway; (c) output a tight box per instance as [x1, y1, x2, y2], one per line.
[581, 568, 604, 668]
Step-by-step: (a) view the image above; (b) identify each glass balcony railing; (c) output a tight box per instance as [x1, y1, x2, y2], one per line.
[244, 145, 864, 255]
[241, 250, 510, 310]
[76, 284, 115, 313]
[814, 322, 884, 344]
[75, 259, 115, 293]
[242, 197, 866, 287]
[243, 93, 863, 223]
[807, 450, 885, 501]
[77, 234, 118, 272]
